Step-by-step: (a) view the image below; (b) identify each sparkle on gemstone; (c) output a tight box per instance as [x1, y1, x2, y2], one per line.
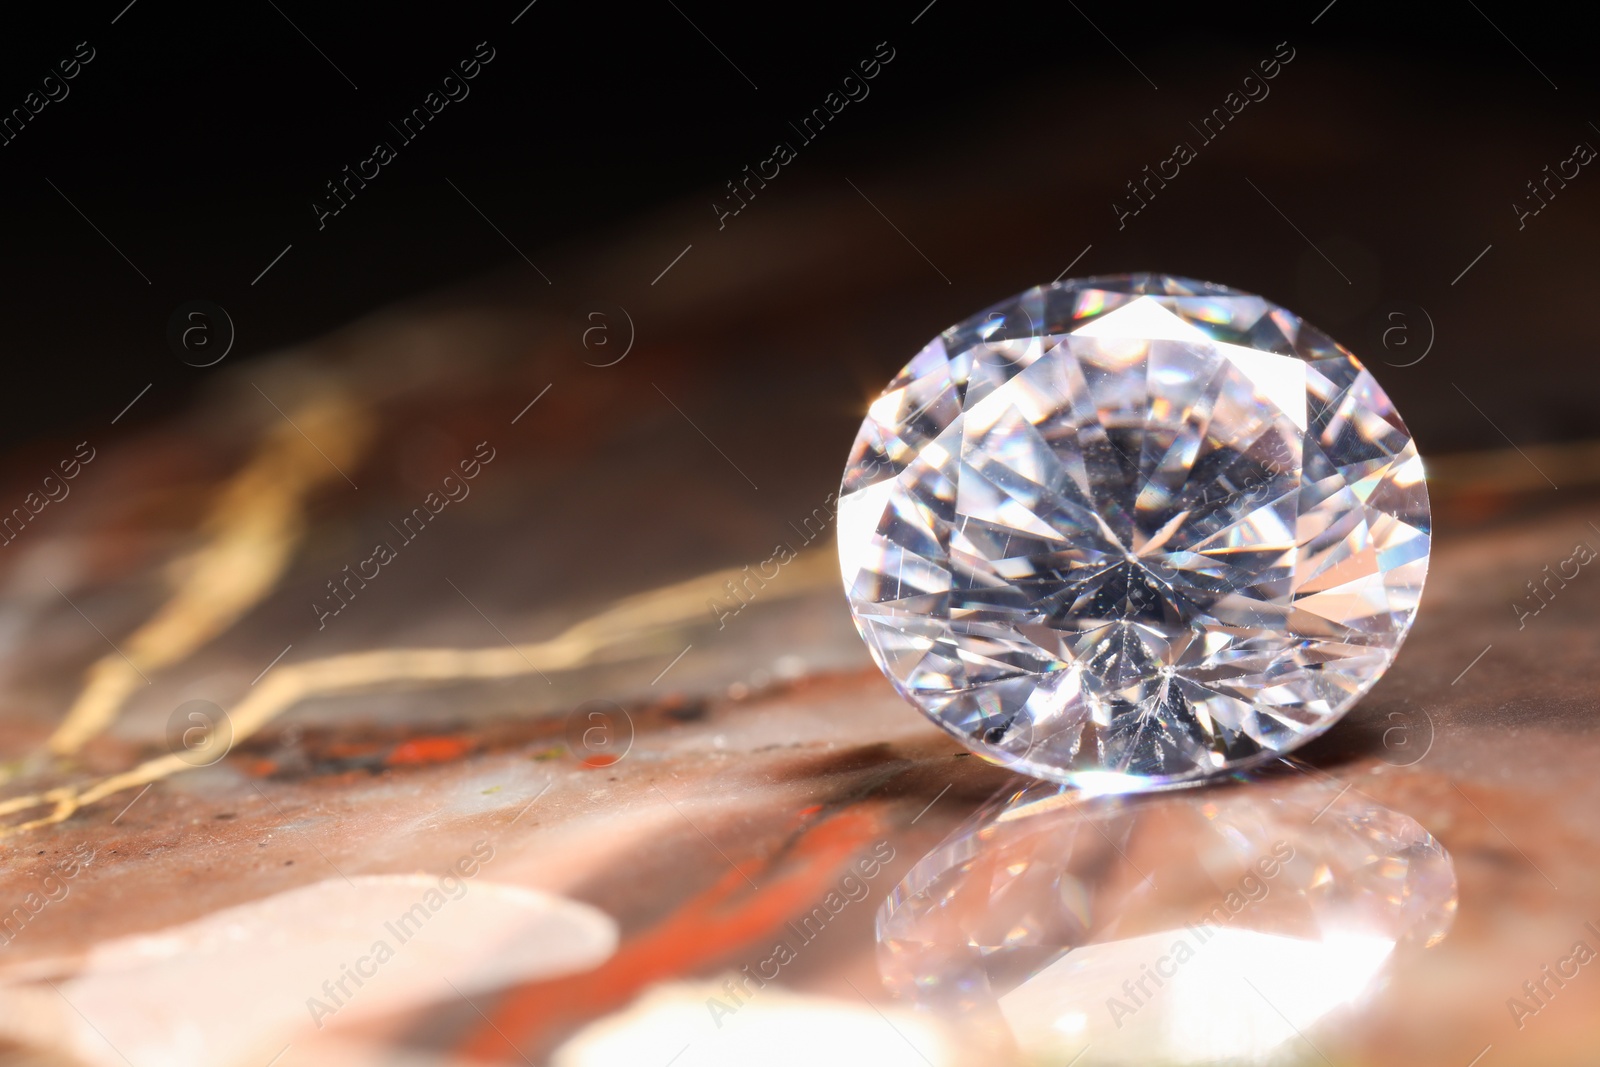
[838, 274, 1430, 790]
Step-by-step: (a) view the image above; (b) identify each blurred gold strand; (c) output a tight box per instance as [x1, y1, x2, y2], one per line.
[0, 549, 838, 837]
[1425, 438, 1600, 493]
[43, 391, 375, 758]
[27, 424, 1590, 841]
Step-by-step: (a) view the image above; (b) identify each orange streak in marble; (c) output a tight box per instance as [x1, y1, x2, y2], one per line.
[385, 736, 475, 765]
[457, 805, 886, 1059]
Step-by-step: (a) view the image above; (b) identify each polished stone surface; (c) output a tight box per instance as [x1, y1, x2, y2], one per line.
[0, 132, 1594, 1067]
[877, 775, 1456, 1064]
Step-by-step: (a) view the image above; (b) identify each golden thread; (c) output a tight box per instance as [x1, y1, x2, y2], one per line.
[44, 392, 373, 757]
[0, 550, 836, 836]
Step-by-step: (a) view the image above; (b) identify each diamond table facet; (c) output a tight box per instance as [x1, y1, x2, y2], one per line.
[837, 274, 1430, 790]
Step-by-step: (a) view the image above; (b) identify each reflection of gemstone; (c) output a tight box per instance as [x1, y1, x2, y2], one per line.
[838, 275, 1430, 790]
[875, 775, 1457, 1065]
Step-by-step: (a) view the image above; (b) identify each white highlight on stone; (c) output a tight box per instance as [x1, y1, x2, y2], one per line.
[552, 981, 955, 1067]
[0, 875, 617, 1067]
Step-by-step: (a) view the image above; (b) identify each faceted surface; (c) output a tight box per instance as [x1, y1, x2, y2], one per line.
[876, 778, 1458, 1065]
[838, 274, 1430, 790]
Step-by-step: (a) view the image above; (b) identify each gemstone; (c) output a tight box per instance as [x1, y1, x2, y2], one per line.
[837, 274, 1430, 790]
[875, 778, 1457, 1064]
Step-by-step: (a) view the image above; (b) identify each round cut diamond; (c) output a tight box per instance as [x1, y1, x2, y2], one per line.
[838, 274, 1430, 790]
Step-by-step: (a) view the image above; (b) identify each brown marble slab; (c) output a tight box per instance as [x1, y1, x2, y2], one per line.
[0, 134, 1597, 1065]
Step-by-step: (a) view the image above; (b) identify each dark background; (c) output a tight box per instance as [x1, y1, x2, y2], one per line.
[1, 1, 1596, 452]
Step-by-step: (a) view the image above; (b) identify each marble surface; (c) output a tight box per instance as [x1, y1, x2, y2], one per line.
[0, 187, 1596, 1067]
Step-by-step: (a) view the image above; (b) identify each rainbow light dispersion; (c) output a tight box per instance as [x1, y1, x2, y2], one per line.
[837, 274, 1430, 791]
